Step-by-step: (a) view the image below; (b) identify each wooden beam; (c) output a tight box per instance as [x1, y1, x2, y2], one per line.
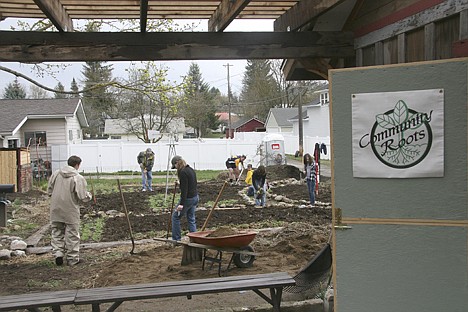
[274, 0, 345, 32]
[208, 0, 252, 32]
[140, 0, 148, 33]
[0, 31, 355, 62]
[32, 0, 73, 32]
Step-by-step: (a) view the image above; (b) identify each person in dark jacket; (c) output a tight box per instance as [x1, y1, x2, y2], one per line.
[137, 148, 155, 191]
[252, 165, 267, 207]
[303, 153, 317, 206]
[171, 155, 199, 241]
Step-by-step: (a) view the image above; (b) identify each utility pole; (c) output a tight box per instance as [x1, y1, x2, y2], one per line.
[224, 63, 233, 138]
[298, 88, 304, 157]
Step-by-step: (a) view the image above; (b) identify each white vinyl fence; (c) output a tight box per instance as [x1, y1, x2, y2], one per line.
[51, 134, 330, 173]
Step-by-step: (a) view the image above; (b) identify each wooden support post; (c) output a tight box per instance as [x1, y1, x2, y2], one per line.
[0, 202, 6, 227]
[425, 23, 435, 61]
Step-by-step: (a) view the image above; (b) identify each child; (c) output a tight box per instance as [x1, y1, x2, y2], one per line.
[245, 164, 254, 196]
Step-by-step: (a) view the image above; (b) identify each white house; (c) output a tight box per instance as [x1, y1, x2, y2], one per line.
[289, 89, 330, 138]
[264, 107, 298, 133]
[0, 98, 88, 149]
[104, 116, 186, 142]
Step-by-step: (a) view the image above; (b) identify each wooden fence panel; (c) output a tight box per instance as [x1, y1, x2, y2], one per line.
[0, 150, 17, 190]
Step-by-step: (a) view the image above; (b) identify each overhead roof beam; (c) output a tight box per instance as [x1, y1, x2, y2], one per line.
[0, 31, 354, 62]
[208, 0, 252, 32]
[140, 0, 148, 33]
[274, 0, 345, 32]
[33, 0, 73, 32]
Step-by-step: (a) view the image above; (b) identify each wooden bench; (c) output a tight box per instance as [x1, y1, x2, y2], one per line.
[0, 289, 77, 312]
[0, 272, 295, 312]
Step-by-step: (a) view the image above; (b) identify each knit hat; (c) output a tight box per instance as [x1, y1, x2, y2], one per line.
[171, 155, 182, 169]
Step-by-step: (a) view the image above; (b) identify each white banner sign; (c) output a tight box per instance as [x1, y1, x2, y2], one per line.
[352, 89, 444, 178]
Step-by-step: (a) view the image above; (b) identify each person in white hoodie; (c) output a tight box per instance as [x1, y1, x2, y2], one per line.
[48, 155, 92, 266]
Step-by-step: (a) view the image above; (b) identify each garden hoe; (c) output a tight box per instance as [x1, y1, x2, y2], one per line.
[117, 179, 135, 254]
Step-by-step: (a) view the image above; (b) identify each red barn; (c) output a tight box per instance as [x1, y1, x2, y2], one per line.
[226, 118, 265, 138]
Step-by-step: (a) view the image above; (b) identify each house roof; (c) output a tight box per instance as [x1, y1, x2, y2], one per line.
[0, 98, 88, 135]
[267, 107, 302, 127]
[289, 99, 326, 121]
[231, 117, 265, 130]
[216, 112, 239, 124]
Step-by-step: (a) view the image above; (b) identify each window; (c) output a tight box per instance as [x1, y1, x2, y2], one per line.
[320, 92, 329, 105]
[110, 135, 122, 140]
[8, 139, 18, 148]
[24, 131, 47, 147]
[69, 130, 74, 141]
[76, 129, 81, 139]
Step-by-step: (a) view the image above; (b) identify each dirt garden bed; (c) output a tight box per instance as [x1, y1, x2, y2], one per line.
[0, 165, 332, 312]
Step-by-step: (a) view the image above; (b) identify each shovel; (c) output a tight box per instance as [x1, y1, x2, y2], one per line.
[201, 180, 228, 231]
[117, 179, 135, 254]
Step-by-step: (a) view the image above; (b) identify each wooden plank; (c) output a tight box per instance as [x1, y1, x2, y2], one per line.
[75, 274, 294, 304]
[424, 22, 435, 60]
[208, 0, 252, 32]
[397, 33, 406, 63]
[0, 290, 77, 311]
[32, 0, 73, 32]
[374, 41, 383, 65]
[461, 9, 468, 40]
[76, 272, 291, 294]
[0, 31, 354, 62]
[355, 0, 468, 49]
[0, 150, 16, 186]
[24, 223, 50, 247]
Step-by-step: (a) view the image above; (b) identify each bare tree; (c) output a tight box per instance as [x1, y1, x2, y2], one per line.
[114, 62, 188, 143]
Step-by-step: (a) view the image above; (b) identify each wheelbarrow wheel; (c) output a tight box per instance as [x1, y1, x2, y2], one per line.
[233, 246, 255, 268]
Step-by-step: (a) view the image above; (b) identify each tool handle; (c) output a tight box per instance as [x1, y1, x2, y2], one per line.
[201, 180, 228, 231]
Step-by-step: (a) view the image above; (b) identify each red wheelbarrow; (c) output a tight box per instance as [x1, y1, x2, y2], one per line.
[188, 230, 258, 275]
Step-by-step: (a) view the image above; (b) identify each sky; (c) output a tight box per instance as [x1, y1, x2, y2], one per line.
[0, 19, 274, 97]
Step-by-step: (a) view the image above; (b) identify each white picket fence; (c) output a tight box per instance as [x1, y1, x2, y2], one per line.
[51, 133, 330, 173]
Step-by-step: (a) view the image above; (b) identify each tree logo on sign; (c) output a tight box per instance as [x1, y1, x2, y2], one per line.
[358, 100, 433, 169]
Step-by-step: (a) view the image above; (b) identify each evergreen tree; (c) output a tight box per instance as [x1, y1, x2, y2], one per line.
[183, 63, 219, 137]
[81, 22, 115, 137]
[70, 78, 79, 97]
[239, 59, 281, 120]
[54, 82, 67, 98]
[2, 79, 27, 99]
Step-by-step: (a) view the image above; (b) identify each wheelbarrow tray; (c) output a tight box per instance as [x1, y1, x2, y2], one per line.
[188, 230, 257, 248]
